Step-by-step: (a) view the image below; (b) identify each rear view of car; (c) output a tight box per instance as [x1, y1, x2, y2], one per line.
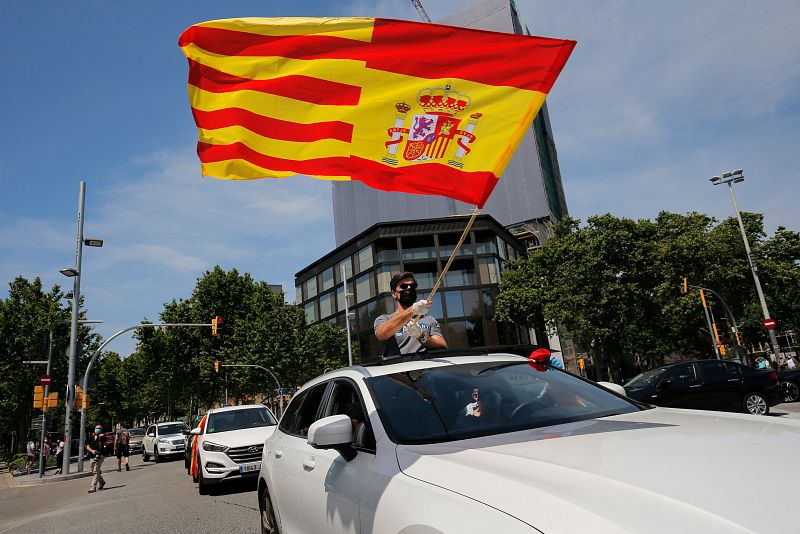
[193, 405, 277, 494]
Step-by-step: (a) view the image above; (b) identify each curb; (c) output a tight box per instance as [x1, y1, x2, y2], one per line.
[5, 470, 92, 487]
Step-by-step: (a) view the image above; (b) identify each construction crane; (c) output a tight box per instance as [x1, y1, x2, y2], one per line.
[411, 0, 432, 22]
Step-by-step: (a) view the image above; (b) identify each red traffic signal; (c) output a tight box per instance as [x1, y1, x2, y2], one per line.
[211, 316, 224, 336]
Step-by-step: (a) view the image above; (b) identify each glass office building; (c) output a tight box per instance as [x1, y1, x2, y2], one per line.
[295, 215, 531, 363]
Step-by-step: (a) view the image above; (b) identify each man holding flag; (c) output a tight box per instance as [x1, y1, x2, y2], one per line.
[374, 272, 448, 359]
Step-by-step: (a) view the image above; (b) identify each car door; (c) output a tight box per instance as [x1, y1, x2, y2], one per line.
[143, 425, 156, 453]
[656, 363, 702, 408]
[300, 379, 377, 534]
[268, 382, 329, 534]
[695, 360, 739, 411]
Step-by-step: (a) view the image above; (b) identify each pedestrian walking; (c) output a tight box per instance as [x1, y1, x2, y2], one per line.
[114, 423, 131, 471]
[54, 437, 64, 475]
[25, 437, 37, 474]
[86, 424, 107, 493]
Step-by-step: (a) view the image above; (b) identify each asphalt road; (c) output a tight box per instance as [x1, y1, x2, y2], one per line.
[2, 403, 798, 534]
[0, 455, 260, 534]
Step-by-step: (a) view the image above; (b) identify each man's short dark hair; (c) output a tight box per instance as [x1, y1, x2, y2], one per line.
[390, 271, 416, 291]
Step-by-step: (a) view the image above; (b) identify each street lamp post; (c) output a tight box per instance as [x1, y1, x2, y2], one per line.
[710, 169, 782, 366]
[341, 264, 354, 367]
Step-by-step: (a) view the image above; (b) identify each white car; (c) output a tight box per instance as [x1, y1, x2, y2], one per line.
[191, 404, 278, 494]
[257, 353, 800, 533]
[142, 421, 189, 462]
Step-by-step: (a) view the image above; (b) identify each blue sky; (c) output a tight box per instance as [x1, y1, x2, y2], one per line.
[2, 0, 798, 357]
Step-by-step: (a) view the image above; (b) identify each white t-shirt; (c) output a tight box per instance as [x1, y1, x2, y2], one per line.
[26, 441, 36, 455]
[56, 441, 65, 454]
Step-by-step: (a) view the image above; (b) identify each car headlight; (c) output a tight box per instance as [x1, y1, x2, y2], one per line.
[202, 441, 229, 452]
[157, 438, 170, 443]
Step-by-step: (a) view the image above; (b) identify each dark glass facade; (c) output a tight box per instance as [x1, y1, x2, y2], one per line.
[295, 215, 530, 363]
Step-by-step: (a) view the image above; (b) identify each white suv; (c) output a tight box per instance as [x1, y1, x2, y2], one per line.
[191, 404, 277, 494]
[142, 421, 188, 462]
[257, 353, 800, 534]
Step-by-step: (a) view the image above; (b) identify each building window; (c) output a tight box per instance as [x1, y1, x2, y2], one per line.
[481, 288, 495, 318]
[446, 321, 468, 349]
[477, 257, 500, 284]
[462, 289, 481, 316]
[405, 262, 438, 291]
[356, 300, 382, 335]
[444, 291, 463, 318]
[474, 231, 498, 255]
[305, 276, 318, 299]
[355, 272, 375, 304]
[335, 257, 353, 285]
[497, 322, 519, 345]
[320, 267, 334, 292]
[296, 285, 303, 304]
[496, 236, 508, 260]
[374, 238, 399, 263]
[377, 264, 400, 294]
[466, 319, 485, 347]
[319, 291, 334, 319]
[427, 295, 443, 320]
[304, 301, 318, 324]
[443, 259, 475, 287]
[438, 233, 473, 258]
[402, 235, 435, 261]
[356, 245, 374, 274]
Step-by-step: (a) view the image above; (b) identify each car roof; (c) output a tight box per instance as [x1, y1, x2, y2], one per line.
[155, 421, 186, 426]
[302, 353, 528, 389]
[207, 404, 267, 415]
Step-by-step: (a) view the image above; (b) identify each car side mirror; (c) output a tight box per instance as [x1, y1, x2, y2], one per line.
[308, 414, 356, 461]
[189, 428, 201, 436]
[597, 381, 626, 396]
[181, 429, 190, 435]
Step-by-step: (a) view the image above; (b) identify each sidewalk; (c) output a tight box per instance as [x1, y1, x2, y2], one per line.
[3, 458, 91, 488]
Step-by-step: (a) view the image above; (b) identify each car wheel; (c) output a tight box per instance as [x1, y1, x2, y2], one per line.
[142, 448, 149, 462]
[198, 463, 209, 495]
[779, 381, 800, 403]
[260, 486, 280, 534]
[743, 392, 769, 415]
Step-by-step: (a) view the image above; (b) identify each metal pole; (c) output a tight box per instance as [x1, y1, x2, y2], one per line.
[699, 289, 721, 359]
[38, 327, 54, 477]
[63, 181, 85, 475]
[77, 322, 210, 471]
[342, 264, 353, 367]
[727, 181, 782, 366]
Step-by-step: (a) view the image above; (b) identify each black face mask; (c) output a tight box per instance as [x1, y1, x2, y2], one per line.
[397, 288, 417, 307]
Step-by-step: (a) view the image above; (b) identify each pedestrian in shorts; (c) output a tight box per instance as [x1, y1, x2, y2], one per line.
[114, 423, 131, 471]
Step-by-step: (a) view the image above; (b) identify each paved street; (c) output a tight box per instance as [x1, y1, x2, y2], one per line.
[0, 456, 260, 534]
[2, 403, 798, 534]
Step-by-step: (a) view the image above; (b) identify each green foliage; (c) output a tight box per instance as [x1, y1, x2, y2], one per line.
[496, 212, 800, 380]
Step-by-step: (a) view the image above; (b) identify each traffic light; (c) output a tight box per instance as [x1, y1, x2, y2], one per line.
[214, 360, 222, 374]
[75, 386, 88, 409]
[682, 277, 688, 294]
[211, 316, 224, 336]
[33, 385, 44, 409]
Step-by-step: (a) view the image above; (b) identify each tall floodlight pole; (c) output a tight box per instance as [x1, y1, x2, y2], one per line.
[710, 170, 782, 366]
[61, 181, 86, 475]
[341, 264, 354, 367]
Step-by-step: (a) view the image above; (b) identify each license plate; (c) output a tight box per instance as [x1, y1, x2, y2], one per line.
[239, 462, 261, 473]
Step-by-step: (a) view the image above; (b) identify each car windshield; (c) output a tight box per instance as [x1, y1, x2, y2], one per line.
[623, 368, 668, 389]
[158, 423, 188, 435]
[128, 429, 145, 437]
[367, 361, 641, 444]
[206, 407, 277, 434]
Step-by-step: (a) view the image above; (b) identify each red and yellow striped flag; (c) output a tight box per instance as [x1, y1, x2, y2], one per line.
[179, 17, 575, 207]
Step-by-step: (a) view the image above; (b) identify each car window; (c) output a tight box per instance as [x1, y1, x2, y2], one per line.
[157, 423, 188, 435]
[367, 361, 640, 444]
[698, 360, 728, 384]
[129, 429, 145, 437]
[624, 368, 667, 389]
[325, 380, 375, 451]
[206, 407, 277, 434]
[663, 363, 699, 387]
[146, 426, 155, 436]
[279, 382, 328, 438]
[724, 362, 742, 378]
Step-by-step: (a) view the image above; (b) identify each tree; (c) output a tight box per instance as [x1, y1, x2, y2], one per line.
[495, 212, 800, 381]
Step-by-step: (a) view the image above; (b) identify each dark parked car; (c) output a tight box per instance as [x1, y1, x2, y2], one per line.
[624, 359, 782, 415]
[778, 368, 800, 402]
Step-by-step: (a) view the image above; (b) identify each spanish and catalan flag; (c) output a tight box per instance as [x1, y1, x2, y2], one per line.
[179, 17, 575, 207]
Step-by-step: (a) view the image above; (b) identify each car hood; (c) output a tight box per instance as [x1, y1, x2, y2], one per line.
[396, 409, 800, 533]
[202, 425, 276, 447]
[158, 432, 185, 441]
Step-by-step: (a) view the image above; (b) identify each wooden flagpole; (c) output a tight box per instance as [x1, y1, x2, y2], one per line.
[426, 206, 481, 304]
